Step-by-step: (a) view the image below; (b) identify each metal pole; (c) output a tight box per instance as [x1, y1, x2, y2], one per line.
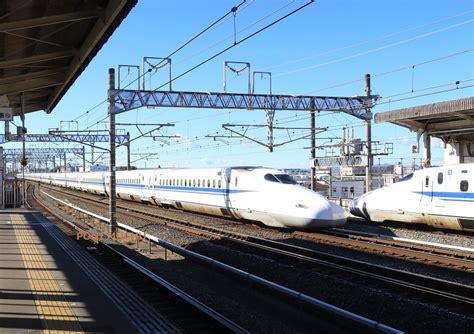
[82, 146, 86, 172]
[21, 94, 26, 207]
[91, 144, 95, 165]
[364, 74, 372, 193]
[108, 68, 117, 235]
[310, 99, 316, 191]
[126, 131, 131, 170]
[0, 147, 4, 209]
[423, 132, 431, 168]
[328, 167, 332, 198]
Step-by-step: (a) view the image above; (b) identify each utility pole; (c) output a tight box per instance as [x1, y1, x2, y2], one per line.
[108, 68, 117, 236]
[365, 74, 372, 193]
[310, 99, 316, 191]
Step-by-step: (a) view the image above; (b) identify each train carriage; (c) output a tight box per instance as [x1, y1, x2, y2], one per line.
[23, 166, 347, 230]
[350, 163, 474, 231]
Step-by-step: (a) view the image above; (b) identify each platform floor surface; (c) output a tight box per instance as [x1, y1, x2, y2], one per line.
[0, 209, 138, 334]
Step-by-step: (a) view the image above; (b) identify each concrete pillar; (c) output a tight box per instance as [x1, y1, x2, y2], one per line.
[423, 132, 431, 168]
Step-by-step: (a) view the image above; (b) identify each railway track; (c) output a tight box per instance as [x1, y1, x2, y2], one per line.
[36, 184, 474, 313]
[38, 183, 474, 271]
[295, 230, 474, 271]
[31, 183, 405, 334]
[27, 184, 247, 333]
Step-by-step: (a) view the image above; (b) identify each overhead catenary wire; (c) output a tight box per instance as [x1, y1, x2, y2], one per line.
[261, 9, 474, 72]
[27, 3, 471, 168]
[152, 1, 315, 91]
[376, 84, 474, 105]
[274, 19, 473, 78]
[82, 1, 314, 131]
[304, 48, 474, 94]
[79, 5, 468, 134]
[71, 0, 250, 124]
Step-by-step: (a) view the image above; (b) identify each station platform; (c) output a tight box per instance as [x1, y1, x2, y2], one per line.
[0, 209, 139, 333]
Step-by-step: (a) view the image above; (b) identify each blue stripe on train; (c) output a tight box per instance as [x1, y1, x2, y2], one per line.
[50, 179, 252, 195]
[413, 191, 474, 199]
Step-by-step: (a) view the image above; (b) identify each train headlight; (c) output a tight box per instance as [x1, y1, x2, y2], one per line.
[295, 204, 308, 209]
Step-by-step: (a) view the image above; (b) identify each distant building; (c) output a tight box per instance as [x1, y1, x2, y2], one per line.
[86, 164, 108, 172]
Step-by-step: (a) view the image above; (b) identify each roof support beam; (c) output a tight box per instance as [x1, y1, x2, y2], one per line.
[46, 0, 132, 112]
[0, 67, 68, 85]
[0, 9, 102, 32]
[0, 76, 64, 95]
[426, 119, 474, 133]
[0, 49, 76, 68]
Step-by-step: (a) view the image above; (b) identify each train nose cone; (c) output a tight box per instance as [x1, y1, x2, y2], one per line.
[349, 198, 370, 220]
[349, 199, 359, 216]
[328, 201, 347, 227]
[309, 201, 346, 228]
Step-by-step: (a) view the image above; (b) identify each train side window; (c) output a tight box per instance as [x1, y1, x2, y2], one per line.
[425, 176, 429, 187]
[235, 177, 238, 187]
[218, 180, 221, 188]
[212, 180, 216, 188]
[198, 179, 201, 187]
[207, 180, 211, 187]
[460, 180, 469, 192]
[437, 172, 443, 184]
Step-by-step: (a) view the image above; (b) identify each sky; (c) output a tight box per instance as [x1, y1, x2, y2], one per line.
[19, 0, 474, 169]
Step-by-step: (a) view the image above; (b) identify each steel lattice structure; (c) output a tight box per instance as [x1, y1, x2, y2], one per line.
[111, 89, 375, 120]
[0, 134, 129, 144]
[3, 147, 84, 157]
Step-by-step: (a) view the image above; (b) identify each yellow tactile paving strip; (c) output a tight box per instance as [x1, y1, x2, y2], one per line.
[11, 214, 84, 334]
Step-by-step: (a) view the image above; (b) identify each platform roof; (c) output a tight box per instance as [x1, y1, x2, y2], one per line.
[0, 0, 137, 116]
[374, 97, 474, 142]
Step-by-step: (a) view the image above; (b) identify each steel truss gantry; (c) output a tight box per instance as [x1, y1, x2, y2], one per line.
[4, 147, 86, 174]
[110, 89, 375, 120]
[3, 147, 84, 156]
[107, 69, 378, 232]
[0, 133, 130, 144]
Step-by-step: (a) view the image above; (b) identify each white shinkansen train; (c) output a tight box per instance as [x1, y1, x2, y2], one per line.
[350, 163, 474, 231]
[25, 166, 346, 230]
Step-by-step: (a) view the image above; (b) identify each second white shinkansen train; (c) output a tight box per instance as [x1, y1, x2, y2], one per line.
[25, 166, 347, 230]
[350, 163, 474, 231]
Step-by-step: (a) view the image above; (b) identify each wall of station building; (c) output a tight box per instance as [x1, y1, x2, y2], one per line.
[444, 142, 474, 165]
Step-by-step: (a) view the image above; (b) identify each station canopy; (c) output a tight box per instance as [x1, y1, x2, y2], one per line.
[374, 97, 474, 142]
[0, 0, 137, 116]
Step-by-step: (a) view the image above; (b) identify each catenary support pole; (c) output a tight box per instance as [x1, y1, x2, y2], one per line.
[365, 74, 372, 193]
[108, 68, 117, 235]
[21, 94, 26, 207]
[310, 99, 316, 191]
[126, 131, 131, 170]
[82, 146, 86, 172]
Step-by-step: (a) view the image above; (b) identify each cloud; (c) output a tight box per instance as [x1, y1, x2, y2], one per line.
[200, 157, 213, 165]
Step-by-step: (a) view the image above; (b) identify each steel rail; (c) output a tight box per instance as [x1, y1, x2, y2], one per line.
[36, 186, 403, 334]
[32, 188, 245, 333]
